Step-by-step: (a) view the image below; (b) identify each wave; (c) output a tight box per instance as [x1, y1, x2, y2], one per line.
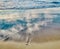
[0, 1, 60, 10]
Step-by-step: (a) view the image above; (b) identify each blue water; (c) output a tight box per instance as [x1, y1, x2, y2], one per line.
[0, 13, 60, 30]
[0, 1, 60, 30]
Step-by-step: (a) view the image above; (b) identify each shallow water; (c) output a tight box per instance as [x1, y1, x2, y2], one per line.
[0, 1, 60, 33]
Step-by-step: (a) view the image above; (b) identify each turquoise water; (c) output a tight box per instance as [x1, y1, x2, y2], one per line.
[0, 12, 60, 29]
